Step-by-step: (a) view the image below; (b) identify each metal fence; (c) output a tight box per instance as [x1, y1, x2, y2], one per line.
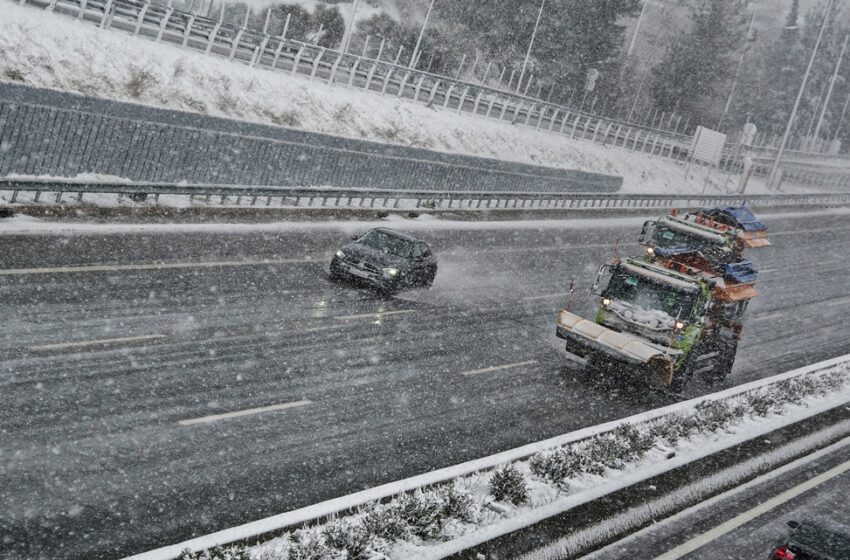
[5, 179, 850, 212]
[13, 0, 850, 171]
[0, 83, 622, 193]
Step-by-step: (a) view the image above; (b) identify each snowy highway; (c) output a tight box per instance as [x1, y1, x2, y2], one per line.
[3, 210, 850, 559]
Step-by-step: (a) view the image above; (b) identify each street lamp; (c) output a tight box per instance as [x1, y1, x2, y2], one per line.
[409, 0, 436, 69]
[767, 0, 834, 189]
[342, 0, 360, 53]
[517, 0, 546, 94]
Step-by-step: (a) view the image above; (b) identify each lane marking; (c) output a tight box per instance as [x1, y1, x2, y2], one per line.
[333, 310, 416, 321]
[522, 293, 566, 301]
[826, 295, 850, 307]
[749, 311, 784, 323]
[653, 456, 850, 560]
[460, 359, 538, 376]
[28, 334, 166, 351]
[178, 400, 313, 426]
[0, 258, 314, 276]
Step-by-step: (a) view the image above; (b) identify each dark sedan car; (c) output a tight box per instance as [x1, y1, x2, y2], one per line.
[770, 521, 850, 560]
[330, 227, 437, 294]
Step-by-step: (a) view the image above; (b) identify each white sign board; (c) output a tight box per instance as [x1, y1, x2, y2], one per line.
[740, 122, 757, 147]
[690, 126, 727, 166]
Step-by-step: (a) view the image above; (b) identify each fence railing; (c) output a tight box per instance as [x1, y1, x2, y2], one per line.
[0, 82, 623, 194]
[16, 0, 849, 172]
[5, 179, 850, 211]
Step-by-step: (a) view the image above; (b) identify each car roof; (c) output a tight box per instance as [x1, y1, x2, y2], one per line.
[371, 227, 423, 243]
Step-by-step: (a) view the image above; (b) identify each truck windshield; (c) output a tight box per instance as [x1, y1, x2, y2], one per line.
[606, 270, 697, 318]
[653, 225, 715, 251]
[358, 230, 414, 258]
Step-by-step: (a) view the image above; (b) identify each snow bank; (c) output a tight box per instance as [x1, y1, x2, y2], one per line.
[0, 3, 804, 196]
[125, 354, 850, 560]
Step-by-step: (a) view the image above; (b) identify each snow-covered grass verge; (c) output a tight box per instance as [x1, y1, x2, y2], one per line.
[126, 355, 850, 560]
[0, 3, 813, 196]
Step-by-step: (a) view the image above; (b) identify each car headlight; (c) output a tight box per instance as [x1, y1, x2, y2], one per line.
[602, 298, 611, 306]
[675, 321, 685, 330]
[383, 267, 399, 278]
[335, 249, 345, 259]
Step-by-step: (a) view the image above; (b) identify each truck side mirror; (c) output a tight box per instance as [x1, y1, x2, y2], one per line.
[639, 221, 656, 244]
[590, 264, 611, 295]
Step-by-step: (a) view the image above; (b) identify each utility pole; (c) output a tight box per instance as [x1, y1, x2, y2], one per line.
[341, 0, 360, 53]
[813, 33, 849, 147]
[517, 0, 546, 94]
[833, 89, 850, 144]
[717, 9, 757, 130]
[409, 0, 435, 69]
[767, 0, 833, 190]
[627, 68, 648, 123]
[627, 0, 648, 57]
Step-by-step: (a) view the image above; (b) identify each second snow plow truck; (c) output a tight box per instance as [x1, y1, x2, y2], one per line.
[556, 207, 769, 391]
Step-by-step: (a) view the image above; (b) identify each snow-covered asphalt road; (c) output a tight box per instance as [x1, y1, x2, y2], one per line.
[2, 211, 850, 559]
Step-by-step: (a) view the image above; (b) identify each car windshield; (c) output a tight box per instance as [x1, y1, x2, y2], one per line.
[606, 269, 696, 318]
[357, 230, 413, 258]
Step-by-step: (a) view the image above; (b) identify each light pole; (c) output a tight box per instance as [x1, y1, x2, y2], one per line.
[517, 0, 546, 94]
[813, 32, 849, 147]
[627, 0, 648, 57]
[341, 0, 361, 53]
[833, 89, 850, 144]
[717, 9, 757, 130]
[409, 0, 436, 69]
[767, 0, 834, 189]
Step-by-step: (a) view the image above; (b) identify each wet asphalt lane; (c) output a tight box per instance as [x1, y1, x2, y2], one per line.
[2, 211, 850, 559]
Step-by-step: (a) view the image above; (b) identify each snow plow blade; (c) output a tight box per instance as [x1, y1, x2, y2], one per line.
[556, 310, 675, 386]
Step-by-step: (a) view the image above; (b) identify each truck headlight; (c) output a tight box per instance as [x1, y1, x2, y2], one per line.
[335, 249, 345, 259]
[602, 298, 611, 306]
[675, 321, 685, 330]
[646, 247, 655, 256]
[383, 267, 399, 278]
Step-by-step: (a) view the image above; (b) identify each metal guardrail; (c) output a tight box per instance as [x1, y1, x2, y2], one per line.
[5, 179, 850, 211]
[15, 0, 850, 170]
[0, 82, 623, 194]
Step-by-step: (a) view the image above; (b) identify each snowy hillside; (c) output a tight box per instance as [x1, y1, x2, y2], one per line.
[0, 3, 795, 195]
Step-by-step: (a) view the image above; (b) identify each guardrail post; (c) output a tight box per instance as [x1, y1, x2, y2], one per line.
[499, 98, 510, 120]
[472, 91, 484, 115]
[559, 112, 570, 134]
[77, 0, 88, 20]
[134, 0, 151, 36]
[181, 13, 196, 46]
[47, 0, 60, 13]
[361, 61, 377, 89]
[524, 104, 535, 126]
[327, 53, 344, 83]
[427, 80, 442, 106]
[547, 109, 559, 131]
[380, 68, 396, 95]
[591, 121, 603, 142]
[77, 192, 84, 202]
[290, 46, 306, 75]
[394, 71, 411, 97]
[309, 49, 326, 80]
[631, 130, 642, 152]
[205, 16, 223, 55]
[412, 75, 427, 102]
[456, 86, 471, 113]
[254, 34, 271, 67]
[55, 191, 63, 203]
[156, 7, 174, 42]
[570, 114, 581, 138]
